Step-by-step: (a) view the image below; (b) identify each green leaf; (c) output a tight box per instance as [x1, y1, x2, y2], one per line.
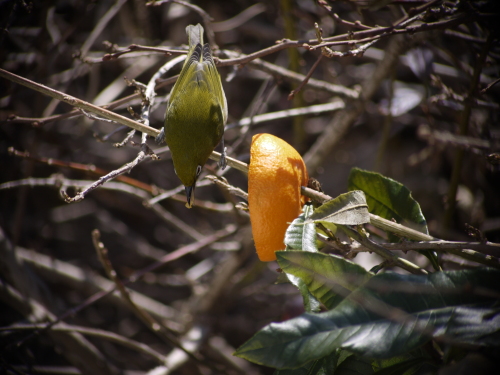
[283, 204, 321, 313]
[274, 352, 338, 375]
[335, 354, 374, 375]
[274, 363, 314, 375]
[347, 169, 427, 234]
[234, 268, 500, 369]
[286, 272, 321, 313]
[372, 357, 425, 375]
[347, 168, 438, 269]
[307, 191, 370, 226]
[285, 204, 318, 252]
[277, 251, 373, 310]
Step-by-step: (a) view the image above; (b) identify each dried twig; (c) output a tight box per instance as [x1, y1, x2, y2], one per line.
[225, 101, 345, 130]
[205, 175, 248, 200]
[102, 44, 185, 61]
[92, 229, 207, 364]
[147, 0, 217, 49]
[288, 54, 324, 100]
[61, 145, 158, 202]
[2, 323, 167, 363]
[339, 225, 428, 275]
[221, 50, 359, 99]
[480, 77, 500, 95]
[444, 34, 495, 229]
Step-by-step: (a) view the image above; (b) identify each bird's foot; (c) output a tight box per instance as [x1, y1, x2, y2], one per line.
[218, 147, 227, 170]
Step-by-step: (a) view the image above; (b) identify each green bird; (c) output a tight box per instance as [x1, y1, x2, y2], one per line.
[157, 24, 227, 208]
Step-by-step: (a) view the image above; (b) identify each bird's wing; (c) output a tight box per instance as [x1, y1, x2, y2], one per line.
[201, 44, 228, 124]
[168, 43, 204, 103]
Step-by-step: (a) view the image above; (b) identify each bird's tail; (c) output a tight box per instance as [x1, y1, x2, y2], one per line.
[186, 24, 204, 49]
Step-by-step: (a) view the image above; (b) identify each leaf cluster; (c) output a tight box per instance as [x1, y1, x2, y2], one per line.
[235, 169, 500, 374]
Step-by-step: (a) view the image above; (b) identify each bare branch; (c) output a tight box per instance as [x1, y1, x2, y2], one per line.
[61, 146, 158, 203]
[2, 323, 167, 363]
[339, 225, 428, 275]
[92, 229, 210, 366]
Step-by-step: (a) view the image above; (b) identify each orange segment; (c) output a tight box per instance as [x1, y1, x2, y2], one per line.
[248, 133, 309, 262]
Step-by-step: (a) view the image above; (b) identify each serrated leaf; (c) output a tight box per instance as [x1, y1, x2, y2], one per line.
[347, 168, 438, 269]
[234, 268, 500, 369]
[307, 191, 370, 226]
[285, 204, 318, 252]
[277, 251, 373, 310]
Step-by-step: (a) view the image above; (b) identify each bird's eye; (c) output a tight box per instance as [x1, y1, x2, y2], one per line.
[196, 165, 202, 176]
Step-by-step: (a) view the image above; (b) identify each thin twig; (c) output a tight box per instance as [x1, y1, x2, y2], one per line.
[225, 101, 345, 130]
[0, 68, 159, 135]
[61, 146, 157, 203]
[8, 147, 157, 192]
[92, 229, 206, 363]
[113, 128, 136, 147]
[211, 3, 266, 32]
[16, 247, 180, 324]
[102, 44, 185, 61]
[220, 50, 359, 99]
[418, 124, 492, 150]
[1, 323, 166, 363]
[288, 54, 324, 100]
[301, 185, 500, 256]
[78, 108, 117, 123]
[480, 77, 500, 95]
[317, 0, 372, 30]
[18, 224, 236, 345]
[444, 33, 494, 229]
[0, 176, 153, 200]
[0, 68, 247, 174]
[381, 242, 500, 268]
[339, 225, 428, 275]
[0, 282, 119, 375]
[147, 0, 217, 49]
[205, 175, 248, 200]
[79, 0, 128, 58]
[310, 13, 468, 51]
[303, 33, 412, 171]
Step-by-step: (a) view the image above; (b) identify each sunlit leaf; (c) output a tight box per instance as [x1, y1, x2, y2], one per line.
[277, 251, 373, 310]
[348, 169, 427, 233]
[285, 204, 317, 252]
[347, 168, 438, 269]
[306, 191, 370, 226]
[283, 205, 320, 312]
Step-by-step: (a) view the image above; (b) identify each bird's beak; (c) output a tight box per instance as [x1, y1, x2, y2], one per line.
[185, 186, 194, 208]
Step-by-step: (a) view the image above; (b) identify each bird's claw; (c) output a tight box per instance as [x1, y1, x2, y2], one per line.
[218, 147, 227, 170]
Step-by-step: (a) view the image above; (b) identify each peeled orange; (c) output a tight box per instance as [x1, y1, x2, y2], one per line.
[248, 133, 309, 262]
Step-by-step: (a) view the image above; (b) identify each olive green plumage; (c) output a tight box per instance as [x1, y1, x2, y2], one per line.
[157, 24, 227, 208]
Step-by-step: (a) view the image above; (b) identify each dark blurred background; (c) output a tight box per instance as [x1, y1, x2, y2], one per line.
[1, 0, 499, 374]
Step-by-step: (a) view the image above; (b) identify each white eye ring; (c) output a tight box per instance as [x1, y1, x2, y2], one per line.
[196, 165, 202, 176]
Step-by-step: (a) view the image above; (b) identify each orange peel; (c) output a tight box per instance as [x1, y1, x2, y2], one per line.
[248, 133, 309, 261]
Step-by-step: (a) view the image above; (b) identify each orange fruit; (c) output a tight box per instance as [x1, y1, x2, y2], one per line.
[248, 133, 309, 261]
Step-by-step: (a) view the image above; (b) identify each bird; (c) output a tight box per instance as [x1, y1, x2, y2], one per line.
[156, 23, 227, 208]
